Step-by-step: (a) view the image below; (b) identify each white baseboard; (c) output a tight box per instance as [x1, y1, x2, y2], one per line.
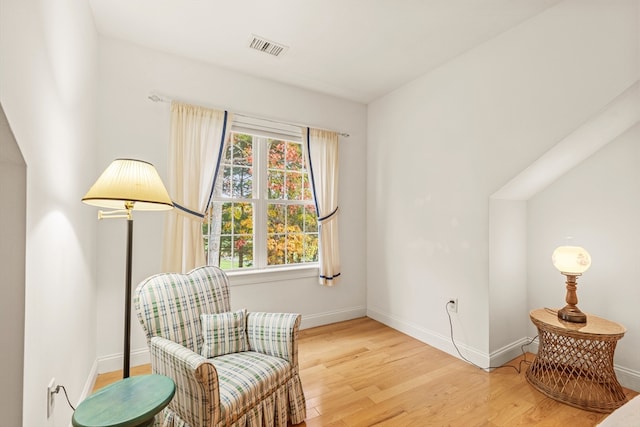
[79, 359, 98, 401]
[96, 347, 152, 374]
[489, 337, 538, 368]
[366, 307, 490, 368]
[615, 365, 640, 392]
[300, 305, 367, 329]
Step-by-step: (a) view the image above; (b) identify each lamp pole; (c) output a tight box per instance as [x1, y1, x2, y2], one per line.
[123, 203, 134, 378]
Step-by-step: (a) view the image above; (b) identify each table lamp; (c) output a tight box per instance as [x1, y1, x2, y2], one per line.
[552, 245, 591, 323]
[82, 158, 173, 377]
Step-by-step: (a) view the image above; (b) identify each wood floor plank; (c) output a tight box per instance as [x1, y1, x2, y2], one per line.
[93, 317, 637, 426]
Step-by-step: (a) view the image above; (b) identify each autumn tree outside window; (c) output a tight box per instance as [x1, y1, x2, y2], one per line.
[204, 131, 319, 270]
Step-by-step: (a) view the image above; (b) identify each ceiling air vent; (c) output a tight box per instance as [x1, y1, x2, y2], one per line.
[248, 34, 288, 57]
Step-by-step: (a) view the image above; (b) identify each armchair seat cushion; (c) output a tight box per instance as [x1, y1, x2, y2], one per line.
[213, 352, 292, 421]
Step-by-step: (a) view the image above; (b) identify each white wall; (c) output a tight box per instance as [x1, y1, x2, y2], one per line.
[367, 0, 638, 366]
[0, 0, 99, 425]
[0, 104, 26, 427]
[528, 123, 640, 389]
[488, 199, 528, 361]
[95, 37, 367, 371]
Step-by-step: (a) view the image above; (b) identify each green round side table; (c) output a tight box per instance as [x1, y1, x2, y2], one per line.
[72, 374, 176, 427]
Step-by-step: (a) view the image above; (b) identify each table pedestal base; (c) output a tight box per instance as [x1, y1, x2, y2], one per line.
[526, 324, 627, 413]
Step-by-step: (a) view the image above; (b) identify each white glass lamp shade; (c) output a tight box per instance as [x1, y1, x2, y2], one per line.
[552, 246, 591, 275]
[82, 158, 173, 211]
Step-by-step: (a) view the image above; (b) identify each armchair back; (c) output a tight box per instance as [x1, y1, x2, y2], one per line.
[135, 266, 231, 354]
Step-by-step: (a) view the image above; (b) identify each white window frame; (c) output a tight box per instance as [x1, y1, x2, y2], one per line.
[206, 116, 319, 279]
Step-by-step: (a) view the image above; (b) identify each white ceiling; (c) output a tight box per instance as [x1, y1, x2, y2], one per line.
[88, 0, 562, 104]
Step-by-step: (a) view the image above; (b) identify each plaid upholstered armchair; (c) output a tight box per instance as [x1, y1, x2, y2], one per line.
[134, 266, 306, 427]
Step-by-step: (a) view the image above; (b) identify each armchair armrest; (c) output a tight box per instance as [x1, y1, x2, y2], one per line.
[246, 312, 302, 367]
[149, 336, 221, 427]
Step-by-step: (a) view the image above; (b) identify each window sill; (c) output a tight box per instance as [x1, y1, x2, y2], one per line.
[226, 265, 319, 286]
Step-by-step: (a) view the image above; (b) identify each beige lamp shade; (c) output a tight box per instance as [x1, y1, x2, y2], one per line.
[552, 246, 591, 275]
[82, 158, 173, 211]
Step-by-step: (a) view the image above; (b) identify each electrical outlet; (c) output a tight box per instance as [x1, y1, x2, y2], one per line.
[448, 298, 458, 313]
[47, 378, 56, 418]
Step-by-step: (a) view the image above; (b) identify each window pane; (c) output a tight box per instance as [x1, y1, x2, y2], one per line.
[222, 142, 233, 162]
[285, 142, 303, 170]
[267, 203, 318, 266]
[287, 205, 304, 230]
[218, 134, 253, 199]
[221, 166, 232, 198]
[287, 233, 304, 264]
[219, 236, 253, 269]
[221, 203, 233, 234]
[286, 172, 303, 200]
[233, 134, 253, 166]
[268, 139, 285, 169]
[304, 204, 318, 232]
[267, 234, 285, 265]
[233, 236, 253, 268]
[268, 204, 285, 233]
[232, 166, 253, 198]
[268, 170, 284, 199]
[211, 201, 254, 270]
[234, 203, 253, 234]
[219, 235, 233, 268]
[304, 234, 319, 262]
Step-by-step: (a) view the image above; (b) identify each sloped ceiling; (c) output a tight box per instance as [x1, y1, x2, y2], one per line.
[492, 81, 640, 200]
[88, 0, 562, 103]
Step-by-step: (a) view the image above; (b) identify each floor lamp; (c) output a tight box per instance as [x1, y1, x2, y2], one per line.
[82, 158, 173, 378]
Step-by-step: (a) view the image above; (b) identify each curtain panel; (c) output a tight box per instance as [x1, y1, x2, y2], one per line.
[162, 102, 231, 273]
[303, 127, 341, 285]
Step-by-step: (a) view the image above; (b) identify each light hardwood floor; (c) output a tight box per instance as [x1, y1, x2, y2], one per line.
[94, 317, 637, 426]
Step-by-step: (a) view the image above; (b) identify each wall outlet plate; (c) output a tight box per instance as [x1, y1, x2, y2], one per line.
[448, 298, 458, 313]
[47, 378, 56, 418]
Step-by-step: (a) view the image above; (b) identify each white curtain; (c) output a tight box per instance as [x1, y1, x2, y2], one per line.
[303, 127, 341, 285]
[162, 102, 231, 273]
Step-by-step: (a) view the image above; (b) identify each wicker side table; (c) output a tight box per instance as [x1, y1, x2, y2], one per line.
[526, 308, 627, 413]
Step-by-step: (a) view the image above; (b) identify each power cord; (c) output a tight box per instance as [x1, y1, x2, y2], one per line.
[52, 385, 76, 411]
[445, 301, 537, 374]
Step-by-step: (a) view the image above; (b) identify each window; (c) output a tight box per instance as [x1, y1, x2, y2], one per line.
[204, 132, 318, 271]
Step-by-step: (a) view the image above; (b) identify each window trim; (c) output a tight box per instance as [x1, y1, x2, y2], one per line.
[226, 263, 319, 286]
[207, 129, 318, 273]
[232, 114, 302, 142]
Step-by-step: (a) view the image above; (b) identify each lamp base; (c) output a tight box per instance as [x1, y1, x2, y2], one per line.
[558, 305, 587, 323]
